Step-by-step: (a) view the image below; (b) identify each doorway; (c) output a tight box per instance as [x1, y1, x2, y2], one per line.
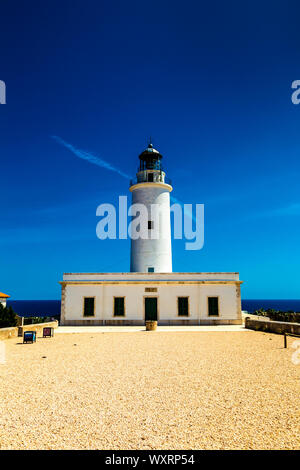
[145, 297, 158, 321]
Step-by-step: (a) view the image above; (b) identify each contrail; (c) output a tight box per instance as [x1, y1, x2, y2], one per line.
[52, 135, 131, 180]
[52, 136, 195, 220]
[170, 196, 197, 223]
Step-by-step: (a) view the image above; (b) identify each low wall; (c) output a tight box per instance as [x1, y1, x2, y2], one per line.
[245, 317, 300, 335]
[0, 321, 58, 340]
[242, 312, 270, 322]
[0, 327, 19, 340]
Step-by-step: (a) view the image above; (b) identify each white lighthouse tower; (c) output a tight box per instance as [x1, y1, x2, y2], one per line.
[129, 142, 173, 273]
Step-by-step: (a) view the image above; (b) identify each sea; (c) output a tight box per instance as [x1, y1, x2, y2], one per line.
[6, 299, 300, 317]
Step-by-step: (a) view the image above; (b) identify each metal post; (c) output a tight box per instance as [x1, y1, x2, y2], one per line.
[284, 333, 287, 348]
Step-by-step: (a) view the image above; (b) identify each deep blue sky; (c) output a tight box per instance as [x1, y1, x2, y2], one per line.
[1, 0, 300, 299]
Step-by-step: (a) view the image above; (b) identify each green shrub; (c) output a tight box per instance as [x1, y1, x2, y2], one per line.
[252, 308, 300, 323]
[23, 316, 60, 325]
[0, 303, 18, 328]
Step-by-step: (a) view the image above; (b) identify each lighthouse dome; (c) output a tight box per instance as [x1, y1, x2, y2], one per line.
[139, 143, 162, 158]
[138, 143, 162, 171]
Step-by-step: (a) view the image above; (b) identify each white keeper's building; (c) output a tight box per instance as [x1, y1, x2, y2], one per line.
[60, 143, 243, 326]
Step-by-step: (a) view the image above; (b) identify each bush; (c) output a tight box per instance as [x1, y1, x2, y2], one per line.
[252, 308, 300, 323]
[23, 315, 60, 325]
[0, 303, 18, 328]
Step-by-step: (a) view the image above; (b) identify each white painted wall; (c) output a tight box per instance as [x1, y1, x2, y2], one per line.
[62, 281, 241, 324]
[0, 299, 7, 307]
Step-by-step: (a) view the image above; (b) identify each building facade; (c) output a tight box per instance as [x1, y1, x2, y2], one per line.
[60, 272, 242, 325]
[0, 292, 10, 307]
[60, 142, 243, 326]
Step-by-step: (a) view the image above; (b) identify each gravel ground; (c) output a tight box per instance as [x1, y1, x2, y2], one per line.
[0, 331, 299, 450]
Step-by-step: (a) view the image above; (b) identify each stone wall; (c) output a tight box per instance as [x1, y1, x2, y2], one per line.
[0, 327, 19, 340]
[245, 317, 300, 335]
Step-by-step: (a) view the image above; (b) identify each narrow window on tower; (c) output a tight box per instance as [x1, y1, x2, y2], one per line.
[148, 173, 154, 182]
[148, 220, 153, 230]
[114, 297, 125, 316]
[208, 297, 219, 316]
[178, 297, 189, 316]
[83, 297, 95, 317]
[148, 267, 155, 273]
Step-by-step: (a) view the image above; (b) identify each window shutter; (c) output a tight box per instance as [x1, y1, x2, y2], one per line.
[208, 297, 219, 316]
[178, 297, 189, 316]
[114, 297, 125, 316]
[84, 298, 94, 316]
